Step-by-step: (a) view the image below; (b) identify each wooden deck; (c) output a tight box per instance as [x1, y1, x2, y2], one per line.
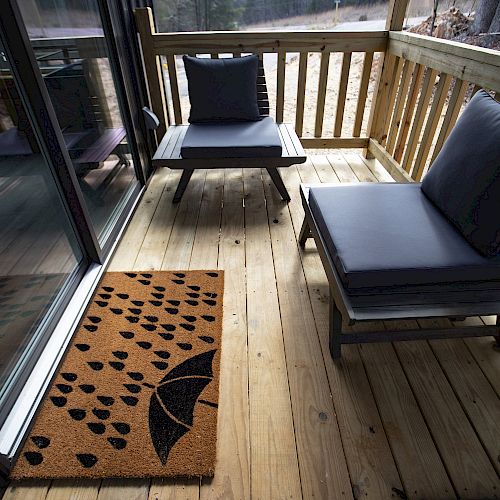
[3, 153, 499, 500]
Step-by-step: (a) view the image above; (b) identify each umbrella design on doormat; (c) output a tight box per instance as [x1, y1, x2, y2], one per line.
[149, 349, 216, 464]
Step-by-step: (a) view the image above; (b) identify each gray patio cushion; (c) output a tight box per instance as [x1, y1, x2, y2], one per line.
[309, 183, 500, 289]
[180, 117, 282, 159]
[183, 55, 261, 123]
[421, 90, 500, 257]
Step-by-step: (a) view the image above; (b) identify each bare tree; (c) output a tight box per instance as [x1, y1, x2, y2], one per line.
[430, 0, 439, 35]
[470, 0, 499, 34]
[488, 1, 500, 32]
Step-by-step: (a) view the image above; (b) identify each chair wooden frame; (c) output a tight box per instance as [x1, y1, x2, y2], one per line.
[299, 185, 500, 359]
[150, 59, 306, 203]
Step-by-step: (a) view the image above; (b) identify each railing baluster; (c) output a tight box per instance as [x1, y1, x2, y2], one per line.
[365, 52, 397, 148]
[135, 8, 168, 138]
[386, 59, 415, 154]
[353, 52, 373, 138]
[430, 78, 468, 163]
[402, 68, 438, 174]
[334, 52, 352, 137]
[166, 53, 183, 125]
[295, 52, 308, 137]
[412, 72, 452, 180]
[394, 64, 424, 163]
[381, 56, 404, 145]
[315, 51, 330, 137]
[276, 50, 286, 123]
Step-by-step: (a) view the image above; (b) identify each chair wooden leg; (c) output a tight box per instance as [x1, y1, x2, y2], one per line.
[173, 170, 194, 203]
[266, 168, 291, 202]
[495, 315, 500, 347]
[329, 292, 342, 360]
[299, 217, 311, 247]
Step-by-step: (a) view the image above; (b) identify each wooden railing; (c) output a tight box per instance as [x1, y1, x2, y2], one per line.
[135, 7, 500, 184]
[135, 7, 386, 148]
[366, 31, 500, 182]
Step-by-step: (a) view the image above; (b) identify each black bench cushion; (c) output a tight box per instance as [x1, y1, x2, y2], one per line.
[183, 55, 261, 123]
[421, 90, 500, 257]
[180, 117, 283, 159]
[309, 183, 500, 289]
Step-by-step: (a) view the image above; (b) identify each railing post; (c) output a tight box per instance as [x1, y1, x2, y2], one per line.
[364, 0, 410, 158]
[135, 7, 168, 140]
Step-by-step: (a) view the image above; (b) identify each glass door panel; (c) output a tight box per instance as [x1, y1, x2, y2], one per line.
[18, 0, 140, 245]
[0, 43, 85, 406]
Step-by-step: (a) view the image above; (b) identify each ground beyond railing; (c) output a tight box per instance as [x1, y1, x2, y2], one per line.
[135, 7, 385, 149]
[135, 6, 500, 183]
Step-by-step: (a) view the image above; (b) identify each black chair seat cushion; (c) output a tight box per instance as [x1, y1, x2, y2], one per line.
[183, 54, 261, 123]
[309, 183, 500, 289]
[421, 90, 500, 257]
[180, 117, 283, 159]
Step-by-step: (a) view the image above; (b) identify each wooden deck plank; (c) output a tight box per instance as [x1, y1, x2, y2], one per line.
[263, 173, 353, 498]
[109, 168, 172, 271]
[98, 479, 149, 500]
[288, 162, 404, 498]
[131, 171, 182, 271]
[148, 478, 198, 500]
[242, 168, 302, 499]
[160, 170, 207, 270]
[394, 339, 500, 498]
[138, 172, 212, 500]
[2, 481, 50, 500]
[45, 479, 99, 500]
[360, 340, 455, 499]
[421, 319, 500, 475]
[464, 340, 500, 394]
[200, 169, 250, 499]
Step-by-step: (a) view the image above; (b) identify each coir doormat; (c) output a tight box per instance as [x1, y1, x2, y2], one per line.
[11, 270, 223, 480]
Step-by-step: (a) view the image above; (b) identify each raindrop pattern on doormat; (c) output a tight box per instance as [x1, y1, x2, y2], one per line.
[11, 271, 223, 480]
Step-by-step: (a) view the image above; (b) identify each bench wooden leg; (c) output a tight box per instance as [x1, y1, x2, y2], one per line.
[173, 170, 194, 203]
[298, 217, 311, 247]
[329, 292, 342, 360]
[266, 168, 291, 202]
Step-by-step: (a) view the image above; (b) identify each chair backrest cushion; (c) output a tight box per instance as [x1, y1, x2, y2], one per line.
[421, 90, 500, 256]
[183, 54, 261, 123]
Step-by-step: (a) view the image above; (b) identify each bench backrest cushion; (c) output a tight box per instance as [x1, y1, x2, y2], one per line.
[421, 90, 500, 256]
[183, 54, 261, 123]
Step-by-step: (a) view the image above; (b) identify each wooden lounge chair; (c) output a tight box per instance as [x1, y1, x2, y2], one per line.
[299, 90, 500, 359]
[150, 56, 306, 203]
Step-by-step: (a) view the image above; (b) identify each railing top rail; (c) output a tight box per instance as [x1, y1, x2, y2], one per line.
[388, 30, 500, 91]
[148, 30, 388, 54]
[150, 29, 388, 40]
[389, 31, 500, 63]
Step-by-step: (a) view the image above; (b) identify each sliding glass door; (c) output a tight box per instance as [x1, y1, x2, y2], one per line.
[18, 0, 142, 247]
[0, 0, 151, 469]
[0, 39, 87, 417]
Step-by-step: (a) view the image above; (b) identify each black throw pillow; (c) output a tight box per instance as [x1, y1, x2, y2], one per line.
[183, 54, 261, 123]
[421, 90, 500, 256]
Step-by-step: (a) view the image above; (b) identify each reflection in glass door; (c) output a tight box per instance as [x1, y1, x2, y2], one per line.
[18, 0, 141, 245]
[0, 42, 86, 410]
